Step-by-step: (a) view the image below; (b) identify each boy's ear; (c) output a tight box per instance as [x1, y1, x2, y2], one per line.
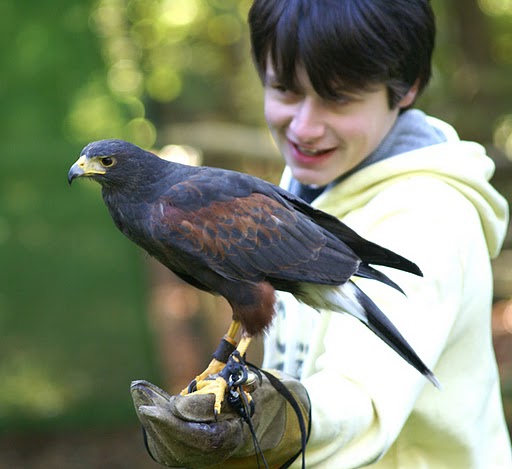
[398, 79, 420, 109]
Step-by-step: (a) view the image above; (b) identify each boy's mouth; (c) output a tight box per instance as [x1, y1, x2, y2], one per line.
[295, 144, 336, 157]
[289, 141, 337, 163]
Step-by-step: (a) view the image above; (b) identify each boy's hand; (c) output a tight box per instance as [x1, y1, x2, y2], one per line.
[131, 370, 310, 468]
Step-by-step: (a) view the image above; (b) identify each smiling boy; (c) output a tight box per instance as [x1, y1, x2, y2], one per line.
[132, 1, 512, 467]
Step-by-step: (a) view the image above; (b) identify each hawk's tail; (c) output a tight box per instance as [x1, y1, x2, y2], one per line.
[344, 282, 440, 388]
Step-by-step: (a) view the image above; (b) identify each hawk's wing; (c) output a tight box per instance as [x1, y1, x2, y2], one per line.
[145, 169, 360, 288]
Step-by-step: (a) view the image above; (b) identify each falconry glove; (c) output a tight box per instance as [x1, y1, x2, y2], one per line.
[131, 370, 311, 468]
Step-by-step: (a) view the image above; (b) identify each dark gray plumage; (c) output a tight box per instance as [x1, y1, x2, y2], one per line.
[68, 139, 439, 387]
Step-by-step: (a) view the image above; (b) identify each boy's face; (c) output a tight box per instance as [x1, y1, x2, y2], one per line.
[264, 62, 416, 187]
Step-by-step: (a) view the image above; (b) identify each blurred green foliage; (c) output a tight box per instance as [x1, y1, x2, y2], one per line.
[65, 0, 262, 149]
[0, 140, 159, 432]
[1, 0, 512, 435]
[0, 1, 159, 432]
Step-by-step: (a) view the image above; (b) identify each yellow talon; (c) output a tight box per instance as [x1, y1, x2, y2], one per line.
[180, 322, 255, 416]
[193, 377, 229, 415]
[180, 358, 227, 396]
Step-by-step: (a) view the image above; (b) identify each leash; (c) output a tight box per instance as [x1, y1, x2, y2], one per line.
[258, 367, 310, 469]
[222, 353, 268, 469]
[223, 353, 310, 469]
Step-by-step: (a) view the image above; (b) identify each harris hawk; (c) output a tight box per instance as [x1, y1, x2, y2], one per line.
[68, 139, 439, 413]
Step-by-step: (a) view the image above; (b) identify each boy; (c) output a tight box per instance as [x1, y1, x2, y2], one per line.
[132, 1, 512, 467]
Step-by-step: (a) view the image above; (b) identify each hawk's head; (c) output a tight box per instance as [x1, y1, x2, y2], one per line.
[68, 139, 164, 189]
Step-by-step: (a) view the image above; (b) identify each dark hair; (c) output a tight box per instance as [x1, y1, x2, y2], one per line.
[248, 0, 435, 108]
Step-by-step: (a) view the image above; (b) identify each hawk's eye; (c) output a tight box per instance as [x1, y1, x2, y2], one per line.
[100, 156, 115, 168]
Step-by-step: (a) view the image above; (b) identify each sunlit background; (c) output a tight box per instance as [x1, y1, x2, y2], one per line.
[1, 0, 512, 467]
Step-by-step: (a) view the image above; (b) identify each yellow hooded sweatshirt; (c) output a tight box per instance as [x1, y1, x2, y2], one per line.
[263, 115, 512, 468]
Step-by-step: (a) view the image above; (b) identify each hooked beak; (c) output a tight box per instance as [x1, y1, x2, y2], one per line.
[68, 156, 85, 185]
[68, 155, 105, 185]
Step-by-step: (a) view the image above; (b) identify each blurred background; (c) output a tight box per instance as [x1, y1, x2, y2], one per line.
[0, 0, 511, 467]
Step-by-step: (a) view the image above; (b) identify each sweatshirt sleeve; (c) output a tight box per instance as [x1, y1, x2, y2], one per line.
[292, 177, 478, 467]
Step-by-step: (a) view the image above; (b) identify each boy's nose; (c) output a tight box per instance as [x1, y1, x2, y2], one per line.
[288, 97, 326, 143]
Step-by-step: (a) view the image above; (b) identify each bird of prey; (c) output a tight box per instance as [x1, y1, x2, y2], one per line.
[68, 139, 439, 413]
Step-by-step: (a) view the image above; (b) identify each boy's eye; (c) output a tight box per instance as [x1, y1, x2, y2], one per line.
[331, 94, 352, 104]
[267, 83, 301, 99]
[267, 82, 289, 93]
[265, 76, 295, 93]
[327, 91, 360, 105]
